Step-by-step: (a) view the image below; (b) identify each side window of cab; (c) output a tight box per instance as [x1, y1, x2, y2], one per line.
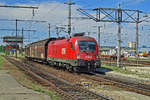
[71, 42, 74, 50]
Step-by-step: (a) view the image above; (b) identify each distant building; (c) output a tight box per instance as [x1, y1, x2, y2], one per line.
[100, 46, 126, 56]
[128, 42, 136, 49]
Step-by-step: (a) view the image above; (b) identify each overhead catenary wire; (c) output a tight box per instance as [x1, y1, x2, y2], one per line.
[0, 0, 149, 47]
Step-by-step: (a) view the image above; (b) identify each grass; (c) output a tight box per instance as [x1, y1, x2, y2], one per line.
[126, 57, 150, 62]
[1, 55, 59, 100]
[7, 53, 25, 58]
[17, 79, 59, 100]
[102, 64, 150, 78]
[17, 73, 59, 100]
[0, 55, 4, 70]
[0, 52, 6, 56]
[31, 84, 58, 100]
[102, 64, 128, 74]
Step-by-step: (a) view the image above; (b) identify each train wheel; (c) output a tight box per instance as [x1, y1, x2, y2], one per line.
[73, 67, 79, 73]
[66, 64, 73, 72]
[69, 66, 73, 73]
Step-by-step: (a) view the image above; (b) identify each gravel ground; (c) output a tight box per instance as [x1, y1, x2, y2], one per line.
[97, 67, 150, 85]
[3, 57, 150, 100]
[1, 57, 59, 100]
[29, 61, 150, 100]
[0, 63, 50, 100]
[126, 66, 150, 75]
[107, 71, 150, 85]
[90, 85, 150, 100]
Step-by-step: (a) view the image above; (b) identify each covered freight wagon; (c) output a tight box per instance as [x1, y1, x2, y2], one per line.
[25, 38, 56, 61]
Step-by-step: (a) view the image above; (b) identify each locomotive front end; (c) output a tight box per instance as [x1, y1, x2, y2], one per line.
[74, 38, 101, 72]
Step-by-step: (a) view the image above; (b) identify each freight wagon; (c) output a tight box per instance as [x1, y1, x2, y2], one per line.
[25, 38, 56, 62]
[25, 36, 101, 72]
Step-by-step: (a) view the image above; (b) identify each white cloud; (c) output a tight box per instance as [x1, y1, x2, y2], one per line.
[0, 1, 149, 47]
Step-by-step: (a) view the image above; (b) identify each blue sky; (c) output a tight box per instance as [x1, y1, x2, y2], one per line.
[0, 0, 150, 47]
[1, 0, 149, 11]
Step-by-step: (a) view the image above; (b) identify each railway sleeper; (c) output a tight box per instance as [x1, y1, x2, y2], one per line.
[5, 57, 113, 100]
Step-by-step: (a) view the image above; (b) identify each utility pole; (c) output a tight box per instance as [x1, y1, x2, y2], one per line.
[98, 26, 102, 48]
[136, 11, 139, 57]
[136, 11, 140, 65]
[21, 27, 24, 56]
[77, 4, 143, 67]
[0, 19, 46, 58]
[0, 5, 38, 58]
[64, 0, 75, 37]
[68, 0, 71, 37]
[88, 32, 90, 36]
[56, 27, 59, 37]
[48, 23, 50, 38]
[16, 19, 18, 58]
[117, 4, 121, 67]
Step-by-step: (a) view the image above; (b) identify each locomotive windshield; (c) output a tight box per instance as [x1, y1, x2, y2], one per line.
[78, 41, 96, 52]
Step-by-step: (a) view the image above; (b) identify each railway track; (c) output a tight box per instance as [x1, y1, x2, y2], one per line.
[101, 60, 143, 67]
[81, 73, 150, 97]
[101, 59, 150, 67]
[4, 56, 112, 100]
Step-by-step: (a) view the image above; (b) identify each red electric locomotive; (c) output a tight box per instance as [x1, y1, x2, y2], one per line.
[25, 35, 101, 73]
[47, 36, 100, 72]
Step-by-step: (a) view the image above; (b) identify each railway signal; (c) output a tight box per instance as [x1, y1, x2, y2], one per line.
[0, 18, 46, 58]
[0, 4, 39, 58]
[1, 28, 36, 56]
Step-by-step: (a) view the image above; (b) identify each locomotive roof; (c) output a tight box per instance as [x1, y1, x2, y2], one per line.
[26, 38, 56, 46]
[25, 36, 95, 47]
[70, 36, 95, 40]
[50, 36, 95, 42]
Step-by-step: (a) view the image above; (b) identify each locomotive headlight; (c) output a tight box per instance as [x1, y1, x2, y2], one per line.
[96, 54, 99, 59]
[76, 54, 80, 59]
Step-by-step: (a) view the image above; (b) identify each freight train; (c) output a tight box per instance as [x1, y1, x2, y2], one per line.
[25, 35, 101, 72]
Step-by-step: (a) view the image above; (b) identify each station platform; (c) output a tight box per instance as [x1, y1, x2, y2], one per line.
[0, 71, 49, 100]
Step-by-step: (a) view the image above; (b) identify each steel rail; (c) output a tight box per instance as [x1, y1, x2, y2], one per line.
[4, 56, 113, 100]
[81, 73, 150, 96]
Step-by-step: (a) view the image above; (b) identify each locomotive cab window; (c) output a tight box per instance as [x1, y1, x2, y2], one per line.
[78, 41, 96, 52]
[71, 42, 74, 50]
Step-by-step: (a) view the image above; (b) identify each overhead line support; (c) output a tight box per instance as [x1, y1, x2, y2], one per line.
[0, 5, 39, 58]
[64, 0, 75, 37]
[117, 4, 121, 67]
[0, 29, 36, 32]
[77, 4, 143, 67]
[136, 11, 140, 57]
[16, 19, 18, 58]
[0, 5, 38, 9]
[48, 23, 51, 38]
[0, 5, 38, 16]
